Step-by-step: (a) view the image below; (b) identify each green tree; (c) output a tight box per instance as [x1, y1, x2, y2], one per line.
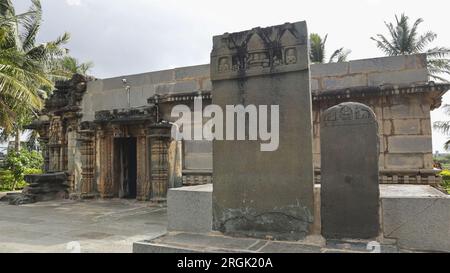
[434, 105, 450, 150]
[0, 0, 70, 151]
[310, 33, 351, 64]
[61, 56, 93, 76]
[4, 148, 43, 191]
[371, 13, 450, 82]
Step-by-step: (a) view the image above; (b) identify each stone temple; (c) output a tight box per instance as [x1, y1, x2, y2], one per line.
[28, 53, 449, 201]
[25, 20, 450, 253]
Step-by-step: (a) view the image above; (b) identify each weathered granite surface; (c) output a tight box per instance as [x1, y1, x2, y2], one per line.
[7, 172, 69, 205]
[320, 102, 380, 239]
[168, 185, 212, 233]
[382, 196, 450, 252]
[133, 232, 399, 253]
[211, 21, 314, 240]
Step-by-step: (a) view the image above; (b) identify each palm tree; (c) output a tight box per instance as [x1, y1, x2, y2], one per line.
[434, 105, 450, 150]
[371, 13, 450, 82]
[310, 33, 352, 64]
[0, 0, 70, 151]
[61, 56, 93, 76]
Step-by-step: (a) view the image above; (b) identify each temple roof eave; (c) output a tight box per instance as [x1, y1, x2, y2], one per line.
[145, 82, 450, 107]
[312, 82, 450, 102]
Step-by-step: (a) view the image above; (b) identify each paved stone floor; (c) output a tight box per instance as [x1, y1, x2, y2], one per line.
[134, 232, 401, 253]
[0, 196, 167, 253]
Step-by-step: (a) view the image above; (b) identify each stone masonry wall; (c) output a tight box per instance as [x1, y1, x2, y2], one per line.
[310, 54, 428, 92]
[80, 54, 441, 185]
[310, 54, 438, 184]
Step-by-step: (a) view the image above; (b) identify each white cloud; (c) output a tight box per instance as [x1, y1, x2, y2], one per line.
[66, 0, 82, 6]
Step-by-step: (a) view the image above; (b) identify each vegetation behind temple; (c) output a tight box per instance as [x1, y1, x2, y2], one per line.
[0, 148, 43, 191]
[0, 0, 93, 153]
[433, 154, 450, 193]
[372, 13, 450, 82]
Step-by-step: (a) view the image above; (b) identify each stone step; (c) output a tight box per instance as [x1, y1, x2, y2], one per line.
[133, 232, 402, 253]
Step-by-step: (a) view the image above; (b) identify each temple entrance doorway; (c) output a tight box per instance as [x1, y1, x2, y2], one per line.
[114, 137, 137, 199]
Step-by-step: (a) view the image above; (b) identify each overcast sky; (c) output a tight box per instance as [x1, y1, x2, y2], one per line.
[9, 0, 450, 152]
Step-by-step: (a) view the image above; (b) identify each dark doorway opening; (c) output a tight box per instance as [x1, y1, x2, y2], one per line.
[114, 137, 137, 199]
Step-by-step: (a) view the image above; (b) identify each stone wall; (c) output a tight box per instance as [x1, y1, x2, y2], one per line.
[310, 54, 443, 185]
[81, 65, 212, 186]
[81, 65, 211, 122]
[79, 54, 446, 186]
[310, 54, 428, 92]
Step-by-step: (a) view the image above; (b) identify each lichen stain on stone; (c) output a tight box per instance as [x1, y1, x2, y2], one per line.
[216, 205, 313, 240]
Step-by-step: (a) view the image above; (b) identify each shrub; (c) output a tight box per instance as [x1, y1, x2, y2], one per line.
[439, 170, 450, 194]
[1, 149, 43, 191]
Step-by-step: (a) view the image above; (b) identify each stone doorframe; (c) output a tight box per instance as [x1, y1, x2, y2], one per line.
[92, 108, 173, 201]
[96, 124, 151, 201]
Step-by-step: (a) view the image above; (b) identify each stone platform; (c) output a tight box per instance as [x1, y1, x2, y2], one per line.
[5, 172, 69, 205]
[168, 184, 212, 233]
[134, 184, 450, 253]
[133, 232, 401, 253]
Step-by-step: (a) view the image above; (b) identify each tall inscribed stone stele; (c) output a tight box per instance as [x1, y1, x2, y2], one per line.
[321, 102, 380, 239]
[210, 21, 315, 240]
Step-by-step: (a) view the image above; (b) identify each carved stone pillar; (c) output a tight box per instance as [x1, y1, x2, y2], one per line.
[48, 117, 63, 172]
[168, 140, 183, 188]
[149, 123, 171, 202]
[79, 129, 96, 198]
[136, 126, 150, 201]
[98, 129, 114, 198]
[40, 137, 50, 172]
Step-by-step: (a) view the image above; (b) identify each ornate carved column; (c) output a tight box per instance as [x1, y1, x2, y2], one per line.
[149, 123, 171, 202]
[136, 125, 150, 201]
[78, 124, 96, 198]
[48, 116, 63, 172]
[40, 136, 50, 172]
[168, 140, 183, 188]
[97, 128, 114, 198]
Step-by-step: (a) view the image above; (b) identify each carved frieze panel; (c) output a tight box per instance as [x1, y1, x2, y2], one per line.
[211, 21, 308, 80]
[322, 102, 377, 127]
[94, 107, 155, 124]
[49, 117, 63, 145]
[45, 74, 88, 112]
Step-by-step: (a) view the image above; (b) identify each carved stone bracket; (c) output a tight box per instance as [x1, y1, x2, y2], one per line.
[211, 21, 308, 81]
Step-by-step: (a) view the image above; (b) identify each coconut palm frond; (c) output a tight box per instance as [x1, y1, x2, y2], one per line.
[371, 34, 398, 56]
[310, 33, 351, 64]
[434, 121, 450, 135]
[444, 139, 450, 151]
[329, 48, 352, 63]
[373, 13, 450, 82]
[20, 0, 42, 52]
[413, 31, 437, 53]
[427, 47, 450, 58]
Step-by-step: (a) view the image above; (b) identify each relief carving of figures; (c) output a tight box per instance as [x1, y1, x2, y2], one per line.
[355, 107, 371, 120]
[285, 48, 297, 64]
[324, 110, 337, 122]
[49, 117, 63, 145]
[112, 125, 126, 138]
[322, 102, 377, 127]
[218, 57, 230, 72]
[214, 23, 304, 74]
[339, 106, 354, 120]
